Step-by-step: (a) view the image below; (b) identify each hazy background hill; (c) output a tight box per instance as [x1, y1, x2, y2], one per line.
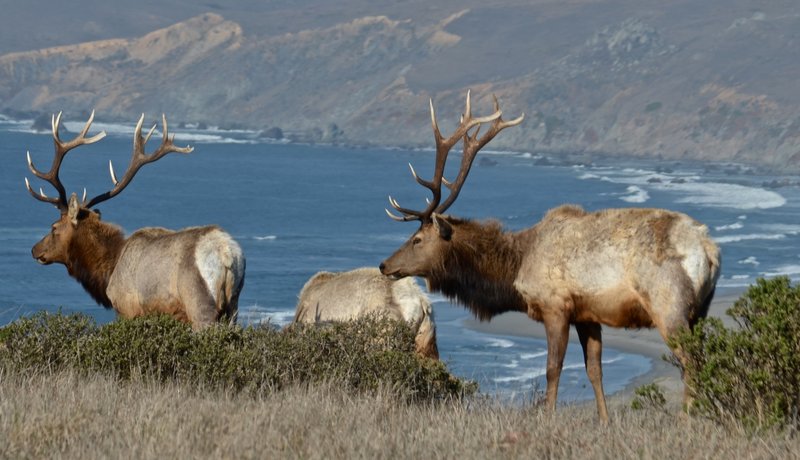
[2, 0, 800, 169]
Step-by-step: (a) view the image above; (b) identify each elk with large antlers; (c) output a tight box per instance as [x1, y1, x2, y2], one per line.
[379, 91, 720, 421]
[26, 112, 245, 329]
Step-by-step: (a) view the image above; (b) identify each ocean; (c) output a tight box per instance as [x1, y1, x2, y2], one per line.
[2, 114, 799, 402]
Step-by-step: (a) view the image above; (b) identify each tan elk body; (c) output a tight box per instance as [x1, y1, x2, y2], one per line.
[27, 112, 245, 329]
[379, 92, 720, 421]
[294, 267, 438, 359]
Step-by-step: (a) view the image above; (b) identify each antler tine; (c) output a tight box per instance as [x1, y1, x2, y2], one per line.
[386, 91, 508, 222]
[385, 208, 408, 221]
[50, 112, 61, 142]
[385, 195, 425, 222]
[388, 195, 426, 220]
[24, 176, 62, 206]
[434, 94, 524, 215]
[108, 160, 118, 185]
[54, 109, 107, 151]
[386, 91, 519, 222]
[25, 111, 107, 210]
[85, 114, 193, 209]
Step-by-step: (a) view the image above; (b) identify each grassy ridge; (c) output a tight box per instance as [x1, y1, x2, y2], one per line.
[1, 369, 797, 459]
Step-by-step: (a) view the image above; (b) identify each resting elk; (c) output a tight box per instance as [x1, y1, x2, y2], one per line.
[293, 267, 438, 359]
[379, 91, 720, 421]
[25, 112, 245, 329]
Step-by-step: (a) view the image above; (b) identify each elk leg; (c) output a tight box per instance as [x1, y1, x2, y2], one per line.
[542, 314, 570, 412]
[653, 310, 694, 409]
[576, 322, 609, 422]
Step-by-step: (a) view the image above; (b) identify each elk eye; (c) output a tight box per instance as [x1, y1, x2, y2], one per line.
[412, 237, 422, 245]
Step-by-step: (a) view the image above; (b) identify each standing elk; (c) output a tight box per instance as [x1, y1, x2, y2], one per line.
[379, 91, 720, 421]
[293, 267, 438, 359]
[25, 112, 245, 329]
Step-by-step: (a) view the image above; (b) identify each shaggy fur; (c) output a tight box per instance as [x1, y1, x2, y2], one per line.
[32, 200, 245, 330]
[294, 267, 438, 359]
[381, 205, 721, 422]
[425, 218, 528, 321]
[65, 212, 126, 308]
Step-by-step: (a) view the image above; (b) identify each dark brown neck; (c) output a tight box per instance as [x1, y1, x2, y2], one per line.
[427, 218, 528, 321]
[66, 219, 126, 308]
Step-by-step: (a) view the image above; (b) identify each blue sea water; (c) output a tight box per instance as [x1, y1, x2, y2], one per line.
[2, 115, 800, 402]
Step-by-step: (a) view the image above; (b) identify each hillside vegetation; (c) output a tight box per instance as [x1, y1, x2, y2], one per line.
[1, 307, 799, 458]
[1, 1, 800, 169]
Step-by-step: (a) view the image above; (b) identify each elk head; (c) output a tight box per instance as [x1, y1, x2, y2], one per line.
[379, 91, 524, 279]
[26, 111, 193, 267]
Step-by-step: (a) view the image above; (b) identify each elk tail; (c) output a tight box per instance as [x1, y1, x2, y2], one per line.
[217, 254, 245, 325]
[692, 237, 721, 327]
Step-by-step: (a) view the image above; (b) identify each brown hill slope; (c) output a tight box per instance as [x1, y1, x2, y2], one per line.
[2, 2, 800, 169]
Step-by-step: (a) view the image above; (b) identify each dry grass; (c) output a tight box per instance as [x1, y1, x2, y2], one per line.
[1, 369, 798, 459]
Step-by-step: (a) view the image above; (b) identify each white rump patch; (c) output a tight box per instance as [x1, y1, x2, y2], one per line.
[674, 218, 713, 295]
[195, 230, 244, 304]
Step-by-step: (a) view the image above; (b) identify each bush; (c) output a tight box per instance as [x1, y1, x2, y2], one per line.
[0, 310, 96, 372]
[671, 277, 800, 429]
[79, 314, 194, 381]
[630, 383, 666, 411]
[0, 312, 474, 401]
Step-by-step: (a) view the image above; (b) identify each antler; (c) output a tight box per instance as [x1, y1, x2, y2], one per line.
[386, 91, 524, 222]
[84, 114, 193, 209]
[24, 111, 107, 210]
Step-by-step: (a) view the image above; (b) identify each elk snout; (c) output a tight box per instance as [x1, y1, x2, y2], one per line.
[31, 243, 51, 265]
[379, 261, 402, 280]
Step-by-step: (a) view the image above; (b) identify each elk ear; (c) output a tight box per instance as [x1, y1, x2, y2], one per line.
[67, 193, 81, 226]
[432, 214, 452, 241]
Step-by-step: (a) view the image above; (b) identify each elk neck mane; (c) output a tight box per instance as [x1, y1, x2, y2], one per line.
[67, 213, 126, 308]
[427, 216, 528, 321]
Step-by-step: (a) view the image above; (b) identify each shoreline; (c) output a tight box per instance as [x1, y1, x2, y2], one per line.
[461, 287, 744, 404]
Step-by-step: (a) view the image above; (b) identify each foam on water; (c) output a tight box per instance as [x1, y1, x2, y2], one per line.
[253, 235, 277, 241]
[485, 337, 515, 348]
[55, 120, 262, 145]
[674, 182, 786, 209]
[738, 256, 759, 266]
[494, 363, 585, 384]
[714, 233, 787, 244]
[576, 164, 787, 210]
[620, 185, 650, 203]
[761, 265, 800, 278]
[716, 221, 744, 231]
[520, 351, 547, 360]
[502, 360, 520, 369]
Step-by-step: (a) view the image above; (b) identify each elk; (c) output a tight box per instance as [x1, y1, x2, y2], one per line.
[25, 111, 245, 329]
[293, 267, 438, 359]
[379, 91, 720, 421]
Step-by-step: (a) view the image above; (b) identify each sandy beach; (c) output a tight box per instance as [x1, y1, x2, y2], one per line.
[462, 287, 744, 404]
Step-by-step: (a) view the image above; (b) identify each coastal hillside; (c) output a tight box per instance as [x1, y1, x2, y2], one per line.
[2, 1, 799, 169]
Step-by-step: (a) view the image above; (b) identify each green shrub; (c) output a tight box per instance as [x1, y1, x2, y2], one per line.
[671, 277, 800, 429]
[630, 383, 666, 411]
[79, 314, 194, 381]
[0, 310, 96, 372]
[0, 312, 474, 402]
